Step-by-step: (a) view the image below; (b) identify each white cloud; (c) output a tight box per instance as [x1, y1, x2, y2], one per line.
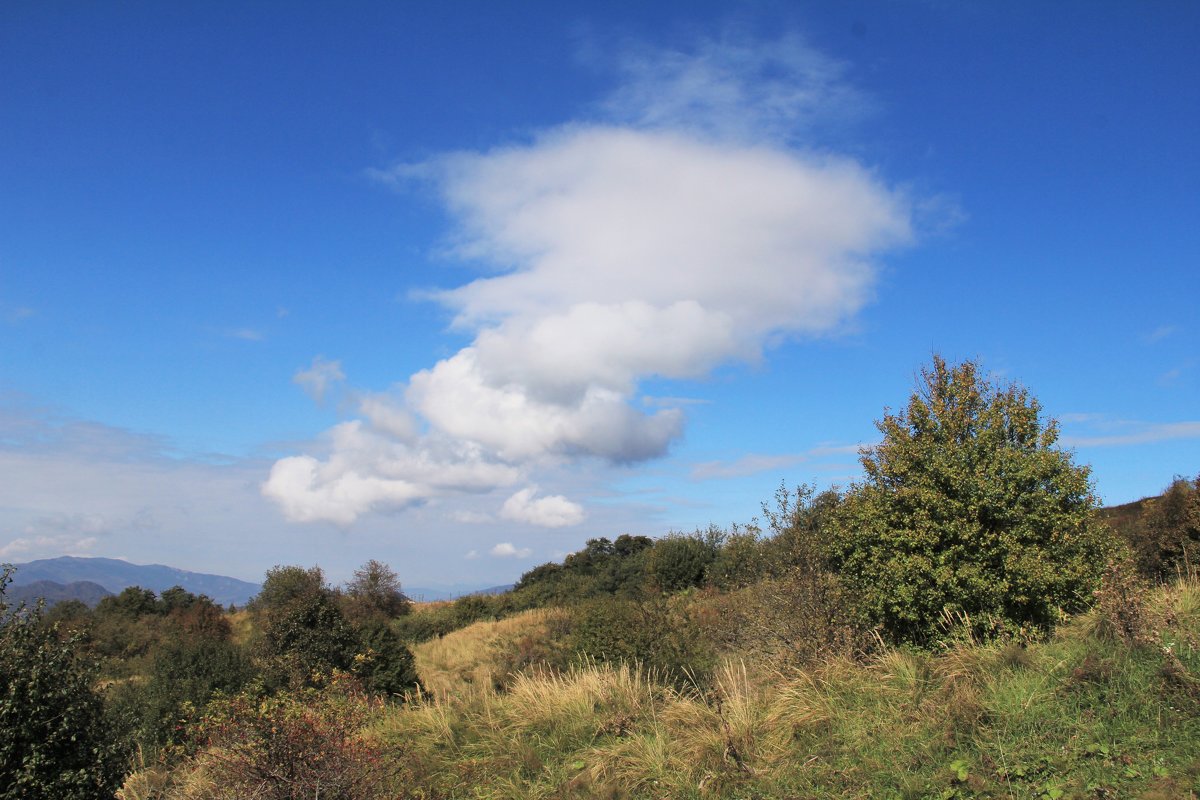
[261, 421, 520, 525]
[490, 542, 533, 559]
[267, 33, 912, 527]
[293, 356, 345, 403]
[692, 453, 806, 481]
[690, 441, 873, 481]
[1062, 420, 1200, 448]
[356, 393, 418, 441]
[1143, 325, 1178, 344]
[499, 487, 586, 528]
[0, 534, 98, 559]
[408, 348, 683, 463]
[601, 32, 867, 144]
[450, 510, 494, 524]
[4, 306, 35, 325]
[227, 328, 265, 341]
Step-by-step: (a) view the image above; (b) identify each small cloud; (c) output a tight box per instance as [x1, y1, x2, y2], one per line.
[490, 542, 533, 559]
[451, 510, 494, 524]
[227, 328, 265, 341]
[4, 306, 35, 325]
[1143, 325, 1178, 344]
[0, 533, 98, 559]
[500, 487, 585, 528]
[692, 453, 805, 480]
[1062, 419, 1200, 448]
[806, 442, 874, 457]
[1159, 367, 1183, 386]
[913, 193, 967, 238]
[641, 395, 711, 408]
[464, 549, 481, 560]
[293, 356, 345, 403]
[276, 307, 290, 319]
[1059, 412, 1107, 424]
[691, 441, 872, 480]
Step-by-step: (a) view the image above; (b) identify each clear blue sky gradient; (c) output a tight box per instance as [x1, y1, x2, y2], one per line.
[2, 1, 1197, 588]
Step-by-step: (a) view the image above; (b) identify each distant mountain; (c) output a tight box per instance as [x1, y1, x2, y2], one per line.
[8, 557, 261, 607]
[7, 579, 112, 608]
[404, 583, 515, 602]
[403, 586, 455, 602]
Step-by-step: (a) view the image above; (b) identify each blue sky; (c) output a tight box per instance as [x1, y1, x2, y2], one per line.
[2, 1, 1197, 590]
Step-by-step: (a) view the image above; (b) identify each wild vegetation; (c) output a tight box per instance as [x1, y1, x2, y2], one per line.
[2, 357, 1198, 798]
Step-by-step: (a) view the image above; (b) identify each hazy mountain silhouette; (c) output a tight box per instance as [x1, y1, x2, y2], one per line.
[6, 579, 113, 608]
[8, 556, 261, 607]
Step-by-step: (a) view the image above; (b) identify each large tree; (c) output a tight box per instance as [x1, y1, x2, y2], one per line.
[828, 357, 1115, 644]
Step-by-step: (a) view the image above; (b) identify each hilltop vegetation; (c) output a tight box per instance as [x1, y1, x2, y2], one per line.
[3, 357, 1199, 798]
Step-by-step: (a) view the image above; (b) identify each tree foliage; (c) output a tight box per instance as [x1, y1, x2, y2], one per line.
[828, 356, 1115, 644]
[0, 566, 127, 799]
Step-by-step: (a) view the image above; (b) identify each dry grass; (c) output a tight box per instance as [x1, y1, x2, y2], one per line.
[412, 606, 571, 696]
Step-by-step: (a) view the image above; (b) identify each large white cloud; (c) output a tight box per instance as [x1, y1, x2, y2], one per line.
[264, 34, 913, 526]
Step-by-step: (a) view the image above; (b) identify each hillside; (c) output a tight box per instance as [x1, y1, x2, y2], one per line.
[6, 579, 112, 608]
[8, 556, 261, 607]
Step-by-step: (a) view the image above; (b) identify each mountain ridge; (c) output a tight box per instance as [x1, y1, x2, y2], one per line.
[7, 556, 262, 607]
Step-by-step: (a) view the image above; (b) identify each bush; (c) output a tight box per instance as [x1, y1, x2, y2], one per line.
[1133, 474, 1200, 579]
[1, 566, 127, 799]
[828, 357, 1116, 645]
[181, 676, 395, 800]
[568, 597, 715, 685]
[254, 565, 360, 689]
[123, 635, 253, 750]
[647, 532, 718, 593]
[707, 529, 767, 589]
[352, 621, 421, 696]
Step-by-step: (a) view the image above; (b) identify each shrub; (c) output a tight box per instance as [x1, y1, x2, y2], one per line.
[568, 597, 715, 685]
[647, 532, 718, 593]
[181, 676, 395, 800]
[352, 621, 421, 696]
[254, 565, 359, 689]
[126, 636, 253, 750]
[1, 566, 127, 799]
[707, 529, 768, 589]
[1133, 474, 1200, 579]
[828, 356, 1116, 645]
